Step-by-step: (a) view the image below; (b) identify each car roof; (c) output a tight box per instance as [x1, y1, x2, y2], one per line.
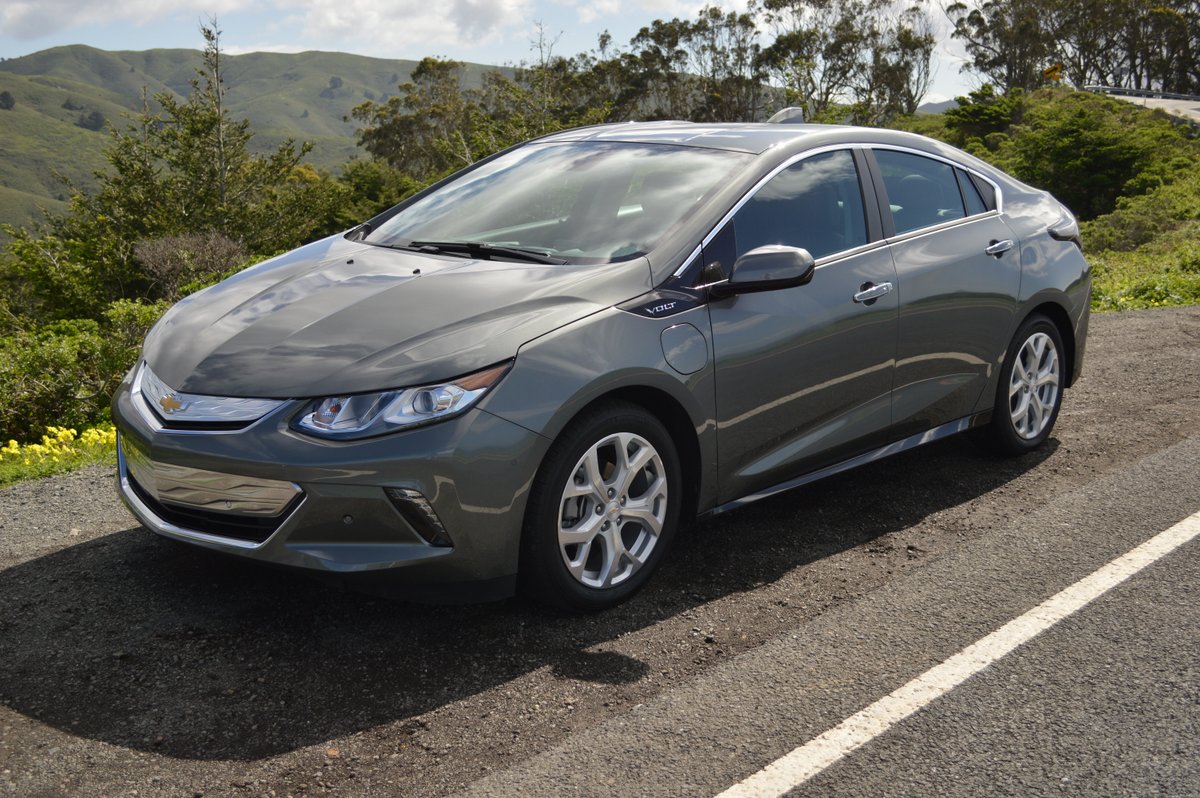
[537, 121, 883, 155]
[536, 121, 1018, 194]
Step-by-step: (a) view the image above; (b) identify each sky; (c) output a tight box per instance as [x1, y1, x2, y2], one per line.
[0, 0, 975, 104]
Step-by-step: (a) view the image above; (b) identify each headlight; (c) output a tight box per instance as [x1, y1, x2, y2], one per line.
[293, 361, 512, 439]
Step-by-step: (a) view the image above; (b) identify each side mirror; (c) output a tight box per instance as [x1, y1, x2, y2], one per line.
[709, 245, 816, 299]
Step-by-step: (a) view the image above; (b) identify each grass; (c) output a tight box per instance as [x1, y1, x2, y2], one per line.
[0, 185, 67, 237]
[0, 424, 117, 488]
[1088, 211, 1200, 311]
[1090, 255, 1200, 311]
[0, 73, 118, 205]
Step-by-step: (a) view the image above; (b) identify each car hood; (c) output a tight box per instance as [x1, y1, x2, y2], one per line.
[143, 234, 654, 398]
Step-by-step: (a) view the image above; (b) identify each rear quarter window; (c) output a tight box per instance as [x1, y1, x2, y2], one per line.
[956, 168, 989, 216]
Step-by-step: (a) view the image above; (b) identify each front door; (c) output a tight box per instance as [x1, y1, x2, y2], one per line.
[707, 149, 898, 503]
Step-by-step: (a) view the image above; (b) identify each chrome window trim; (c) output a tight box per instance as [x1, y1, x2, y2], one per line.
[810, 238, 893, 269]
[672, 141, 1006, 278]
[866, 143, 1005, 214]
[883, 211, 1004, 247]
[675, 243, 703, 277]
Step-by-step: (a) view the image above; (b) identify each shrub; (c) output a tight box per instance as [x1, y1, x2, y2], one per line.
[133, 231, 247, 301]
[999, 90, 1195, 220]
[1082, 171, 1200, 252]
[0, 299, 169, 441]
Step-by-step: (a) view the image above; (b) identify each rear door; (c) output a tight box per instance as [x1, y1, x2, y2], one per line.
[707, 148, 898, 503]
[868, 147, 1020, 437]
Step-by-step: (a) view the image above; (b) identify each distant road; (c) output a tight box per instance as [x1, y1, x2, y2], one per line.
[1123, 96, 1200, 122]
[1084, 85, 1200, 123]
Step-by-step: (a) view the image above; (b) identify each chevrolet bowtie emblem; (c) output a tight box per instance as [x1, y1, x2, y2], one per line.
[159, 394, 185, 414]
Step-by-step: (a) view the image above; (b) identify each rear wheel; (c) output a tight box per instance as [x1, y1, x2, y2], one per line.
[974, 314, 1064, 456]
[520, 402, 681, 611]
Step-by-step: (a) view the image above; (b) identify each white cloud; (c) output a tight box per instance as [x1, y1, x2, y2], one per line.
[289, 0, 531, 53]
[577, 0, 621, 24]
[0, 0, 246, 40]
[634, 0, 698, 17]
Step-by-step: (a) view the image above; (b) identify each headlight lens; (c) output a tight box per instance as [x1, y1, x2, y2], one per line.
[294, 361, 512, 439]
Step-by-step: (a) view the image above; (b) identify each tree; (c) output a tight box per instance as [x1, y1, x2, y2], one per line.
[946, 0, 1054, 91]
[628, 17, 698, 119]
[760, 0, 934, 123]
[0, 91, 13, 110]
[685, 5, 768, 122]
[851, 3, 936, 122]
[351, 57, 477, 180]
[76, 110, 106, 131]
[943, 83, 1027, 147]
[334, 157, 423, 228]
[948, 0, 1200, 94]
[351, 38, 615, 183]
[473, 26, 618, 149]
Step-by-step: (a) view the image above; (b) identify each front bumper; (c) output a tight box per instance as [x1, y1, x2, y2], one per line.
[113, 374, 550, 601]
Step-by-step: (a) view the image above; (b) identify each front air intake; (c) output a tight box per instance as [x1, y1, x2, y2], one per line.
[384, 487, 454, 548]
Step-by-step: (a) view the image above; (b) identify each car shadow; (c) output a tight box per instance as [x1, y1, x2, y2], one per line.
[0, 435, 1056, 761]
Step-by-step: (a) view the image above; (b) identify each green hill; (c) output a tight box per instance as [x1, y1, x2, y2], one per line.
[0, 45, 497, 231]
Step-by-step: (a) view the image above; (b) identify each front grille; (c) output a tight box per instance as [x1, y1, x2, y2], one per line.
[127, 473, 300, 544]
[133, 362, 285, 430]
[154, 414, 255, 432]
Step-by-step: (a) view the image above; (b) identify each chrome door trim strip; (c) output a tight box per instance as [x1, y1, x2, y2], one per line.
[706, 415, 978, 515]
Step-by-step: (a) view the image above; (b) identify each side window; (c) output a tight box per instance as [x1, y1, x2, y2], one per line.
[874, 150, 966, 235]
[969, 172, 997, 211]
[732, 150, 867, 261]
[956, 168, 988, 216]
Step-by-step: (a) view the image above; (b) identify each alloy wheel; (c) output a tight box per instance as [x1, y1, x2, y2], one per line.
[556, 432, 668, 589]
[1008, 331, 1060, 440]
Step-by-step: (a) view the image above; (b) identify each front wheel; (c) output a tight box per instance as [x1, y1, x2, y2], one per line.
[974, 314, 1065, 456]
[520, 402, 682, 611]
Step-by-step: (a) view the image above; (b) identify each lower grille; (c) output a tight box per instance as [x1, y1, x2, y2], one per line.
[127, 473, 299, 544]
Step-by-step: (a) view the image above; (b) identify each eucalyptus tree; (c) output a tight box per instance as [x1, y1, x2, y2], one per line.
[759, 0, 935, 123]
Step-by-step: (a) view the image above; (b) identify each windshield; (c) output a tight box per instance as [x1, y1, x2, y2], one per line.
[364, 141, 751, 264]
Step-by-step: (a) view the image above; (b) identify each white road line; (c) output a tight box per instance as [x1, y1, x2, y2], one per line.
[716, 510, 1200, 798]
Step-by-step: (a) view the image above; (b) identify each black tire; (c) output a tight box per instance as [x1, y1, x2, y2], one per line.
[973, 314, 1065, 456]
[520, 401, 682, 612]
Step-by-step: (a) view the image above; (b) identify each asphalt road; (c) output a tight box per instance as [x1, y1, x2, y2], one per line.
[1, 306, 1198, 798]
[1117, 95, 1200, 124]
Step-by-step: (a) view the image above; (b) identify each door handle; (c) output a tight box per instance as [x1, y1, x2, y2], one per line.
[985, 239, 1014, 257]
[853, 281, 893, 304]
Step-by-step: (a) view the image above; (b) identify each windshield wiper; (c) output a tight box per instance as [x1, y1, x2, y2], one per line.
[406, 240, 567, 265]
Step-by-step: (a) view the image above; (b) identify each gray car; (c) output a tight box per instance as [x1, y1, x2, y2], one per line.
[113, 122, 1090, 610]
